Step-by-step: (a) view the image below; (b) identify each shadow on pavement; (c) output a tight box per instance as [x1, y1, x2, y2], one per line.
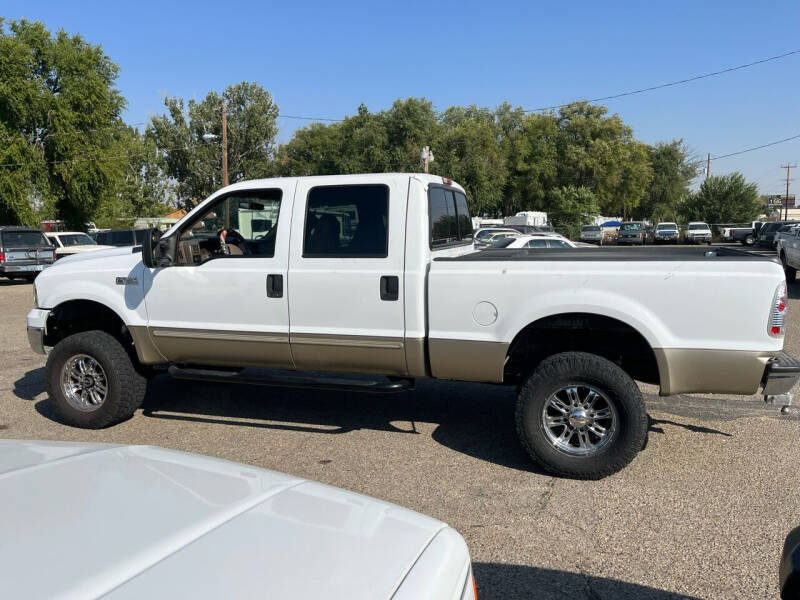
[19, 367, 743, 474]
[473, 563, 698, 600]
[13, 367, 45, 401]
[0, 278, 32, 286]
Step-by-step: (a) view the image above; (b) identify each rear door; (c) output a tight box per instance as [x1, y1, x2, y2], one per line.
[287, 177, 408, 375]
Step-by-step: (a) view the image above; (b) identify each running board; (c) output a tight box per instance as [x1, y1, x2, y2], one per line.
[167, 366, 414, 393]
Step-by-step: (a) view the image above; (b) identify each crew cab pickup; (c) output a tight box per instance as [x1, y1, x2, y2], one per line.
[26, 174, 800, 479]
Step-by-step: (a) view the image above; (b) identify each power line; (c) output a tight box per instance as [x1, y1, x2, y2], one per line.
[710, 133, 800, 160]
[277, 114, 343, 122]
[522, 49, 800, 113]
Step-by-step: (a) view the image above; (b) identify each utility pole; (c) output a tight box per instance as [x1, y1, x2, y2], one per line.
[781, 163, 797, 221]
[705, 153, 710, 179]
[221, 100, 228, 186]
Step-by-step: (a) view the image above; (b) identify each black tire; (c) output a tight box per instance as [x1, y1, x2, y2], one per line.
[45, 330, 147, 428]
[786, 267, 797, 283]
[744, 234, 755, 246]
[22, 273, 36, 282]
[515, 352, 648, 479]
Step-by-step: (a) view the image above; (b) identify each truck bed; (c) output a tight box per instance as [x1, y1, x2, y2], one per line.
[436, 246, 775, 262]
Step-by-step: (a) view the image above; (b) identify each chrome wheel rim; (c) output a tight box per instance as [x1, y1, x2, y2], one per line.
[541, 385, 618, 456]
[60, 354, 108, 412]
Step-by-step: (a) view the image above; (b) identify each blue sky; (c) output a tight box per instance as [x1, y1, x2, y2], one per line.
[5, 0, 800, 195]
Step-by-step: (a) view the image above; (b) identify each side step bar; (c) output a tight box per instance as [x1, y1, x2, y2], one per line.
[168, 365, 414, 393]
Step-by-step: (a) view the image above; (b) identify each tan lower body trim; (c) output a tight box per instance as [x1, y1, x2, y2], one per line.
[654, 347, 777, 395]
[148, 327, 294, 369]
[428, 338, 508, 383]
[405, 337, 428, 377]
[290, 333, 407, 375]
[128, 326, 166, 365]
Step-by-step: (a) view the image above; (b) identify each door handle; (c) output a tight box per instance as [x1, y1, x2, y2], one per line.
[266, 274, 283, 298]
[380, 275, 399, 301]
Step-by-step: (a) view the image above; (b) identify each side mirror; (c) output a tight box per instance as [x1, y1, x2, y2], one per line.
[781, 526, 800, 599]
[141, 228, 160, 268]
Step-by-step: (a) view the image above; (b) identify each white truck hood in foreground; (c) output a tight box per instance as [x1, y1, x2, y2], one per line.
[0, 440, 471, 600]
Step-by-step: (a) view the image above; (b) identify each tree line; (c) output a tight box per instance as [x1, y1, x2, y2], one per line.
[0, 19, 763, 231]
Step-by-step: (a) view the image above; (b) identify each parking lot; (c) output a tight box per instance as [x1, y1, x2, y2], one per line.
[1, 253, 798, 600]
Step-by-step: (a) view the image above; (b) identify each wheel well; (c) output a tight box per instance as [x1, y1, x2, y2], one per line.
[504, 313, 660, 386]
[45, 300, 132, 350]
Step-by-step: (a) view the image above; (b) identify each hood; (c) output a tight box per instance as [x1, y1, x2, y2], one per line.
[0, 440, 448, 600]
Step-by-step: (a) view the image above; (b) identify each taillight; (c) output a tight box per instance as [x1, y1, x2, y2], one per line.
[769, 281, 787, 337]
[0, 251, 4, 262]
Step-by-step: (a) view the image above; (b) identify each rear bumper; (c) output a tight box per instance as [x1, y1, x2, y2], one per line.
[0, 263, 51, 274]
[26, 308, 50, 355]
[762, 351, 800, 396]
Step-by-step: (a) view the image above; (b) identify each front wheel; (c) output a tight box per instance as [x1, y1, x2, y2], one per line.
[515, 352, 648, 479]
[744, 234, 755, 246]
[45, 330, 147, 428]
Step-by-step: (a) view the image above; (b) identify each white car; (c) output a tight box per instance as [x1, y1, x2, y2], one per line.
[27, 173, 800, 478]
[0, 439, 475, 600]
[45, 231, 113, 258]
[488, 234, 580, 249]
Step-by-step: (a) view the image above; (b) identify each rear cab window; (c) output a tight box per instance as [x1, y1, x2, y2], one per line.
[303, 184, 389, 257]
[429, 186, 473, 248]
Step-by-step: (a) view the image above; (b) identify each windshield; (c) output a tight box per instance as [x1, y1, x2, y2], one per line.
[657, 223, 677, 230]
[582, 226, 600, 232]
[620, 223, 642, 231]
[1, 231, 50, 247]
[59, 233, 96, 246]
[688, 224, 710, 230]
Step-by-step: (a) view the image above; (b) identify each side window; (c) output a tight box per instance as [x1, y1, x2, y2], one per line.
[303, 184, 388, 257]
[109, 231, 130, 246]
[526, 239, 548, 248]
[549, 240, 570, 248]
[429, 186, 472, 248]
[176, 189, 283, 264]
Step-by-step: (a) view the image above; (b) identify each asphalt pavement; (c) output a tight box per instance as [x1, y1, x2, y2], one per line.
[1, 250, 798, 599]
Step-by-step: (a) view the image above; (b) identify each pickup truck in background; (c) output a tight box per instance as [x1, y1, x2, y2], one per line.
[0, 226, 55, 281]
[760, 221, 800, 249]
[683, 222, 712, 244]
[26, 174, 800, 479]
[723, 221, 763, 246]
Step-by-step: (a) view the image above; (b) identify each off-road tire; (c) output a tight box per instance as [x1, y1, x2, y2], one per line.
[46, 330, 147, 428]
[515, 352, 648, 479]
[787, 266, 797, 283]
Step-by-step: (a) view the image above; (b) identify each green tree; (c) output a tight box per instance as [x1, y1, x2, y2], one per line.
[0, 18, 128, 227]
[636, 140, 697, 222]
[680, 172, 760, 224]
[547, 185, 599, 237]
[432, 106, 506, 216]
[149, 81, 278, 207]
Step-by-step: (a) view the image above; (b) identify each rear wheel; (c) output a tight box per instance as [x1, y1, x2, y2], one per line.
[515, 352, 647, 479]
[744, 234, 755, 246]
[46, 331, 147, 428]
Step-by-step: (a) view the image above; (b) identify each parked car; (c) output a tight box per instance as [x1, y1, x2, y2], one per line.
[0, 439, 475, 599]
[479, 231, 520, 246]
[45, 231, 114, 259]
[774, 224, 800, 253]
[94, 228, 150, 247]
[27, 173, 800, 479]
[781, 525, 800, 599]
[653, 222, 680, 244]
[0, 226, 55, 281]
[759, 221, 800, 249]
[490, 234, 581, 249]
[473, 227, 520, 247]
[616, 221, 647, 245]
[579, 225, 603, 245]
[722, 221, 763, 246]
[684, 222, 712, 245]
[777, 227, 800, 282]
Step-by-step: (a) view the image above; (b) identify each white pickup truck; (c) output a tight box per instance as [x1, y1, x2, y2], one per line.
[27, 174, 800, 479]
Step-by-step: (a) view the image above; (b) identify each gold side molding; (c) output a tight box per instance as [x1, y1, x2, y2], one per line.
[655, 347, 777, 396]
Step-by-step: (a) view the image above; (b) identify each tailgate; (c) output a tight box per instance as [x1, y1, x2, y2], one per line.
[3, 245, 55, 265]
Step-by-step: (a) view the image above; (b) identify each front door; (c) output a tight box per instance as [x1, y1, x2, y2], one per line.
[143, 183, 295, 369]
[287, 177, 408, 375]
